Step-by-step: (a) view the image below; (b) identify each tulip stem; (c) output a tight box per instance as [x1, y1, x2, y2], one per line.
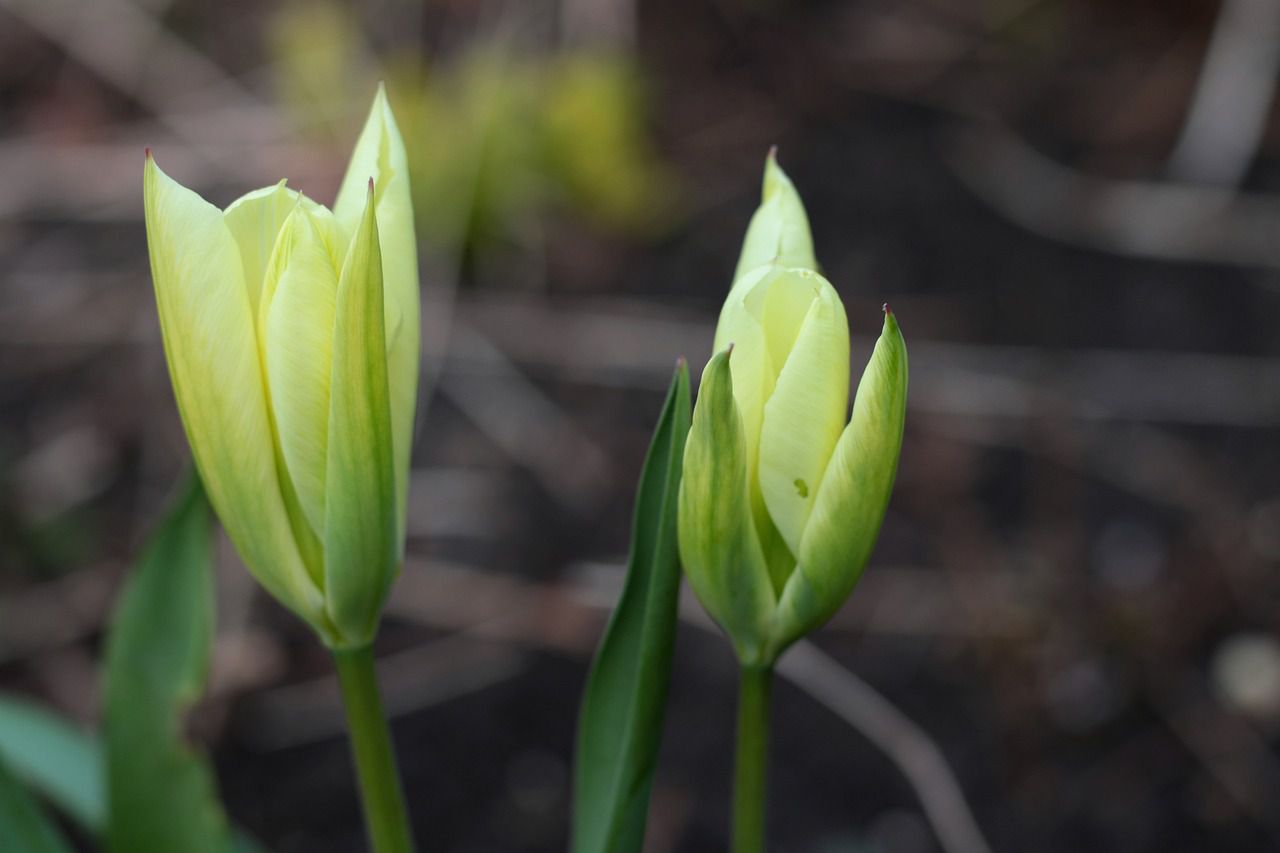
[333, 646, 415, 853]
[732, 664, 773, 853]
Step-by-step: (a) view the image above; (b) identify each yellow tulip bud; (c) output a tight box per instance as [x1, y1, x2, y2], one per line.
[679, 154, 907, 665]
[143, 86, 418, 648]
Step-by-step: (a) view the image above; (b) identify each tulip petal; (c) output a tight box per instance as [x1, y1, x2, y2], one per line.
[259, 206, 340, 540]
[323, 186, 397, 646]
[758, 271, 850, 559]
[776, 308, 907, 647]
[334, 85, 419, 552]
[713, 266, 775, 469]
[223, 182, 295, 312]
[732, 150, 817, 281]
[678, 349, 775, 665]
[226, 185, 351, 295]
[712, 267, 798, 590]
[143, 154, 327, 632]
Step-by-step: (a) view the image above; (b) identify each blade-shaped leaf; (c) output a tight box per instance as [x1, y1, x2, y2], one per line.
[572, 361, 691, 853]
[0, 692, 103, 832]
[0, 691, 267, 853]
[104, 474, 234, 853]
[0, 757, 75, 853]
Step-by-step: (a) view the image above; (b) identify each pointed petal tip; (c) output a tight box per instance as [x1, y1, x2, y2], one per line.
[767, 144, 779, 162]
[881, 303, 903, 338]
[725, 342, 736, 357]
[144, 146, 152, 160]
[367, 176, 375, 194]
[676, 355, 687, 369]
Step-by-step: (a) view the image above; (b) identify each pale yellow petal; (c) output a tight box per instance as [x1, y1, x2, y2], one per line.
[712, 266, 796, 590]
[759, 267, 821, 369]
[143, 154, 327, 632]
[223, 181, 295, 311]
[732, 150, 817, 280]
[758, 273, 849, 557]
[260, 207, 340, 539]
[226, 186, 351, 300]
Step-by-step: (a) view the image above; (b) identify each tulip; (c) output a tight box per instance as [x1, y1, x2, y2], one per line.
[679, 151, 908, 666]
[143, 86, 419, 651]
[679, 151, 907, 853]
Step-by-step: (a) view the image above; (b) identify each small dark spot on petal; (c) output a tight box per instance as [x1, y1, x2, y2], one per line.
[794, 478, 809, 498]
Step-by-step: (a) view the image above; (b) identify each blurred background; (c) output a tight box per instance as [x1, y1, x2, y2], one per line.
[2, 0, 1280, 850]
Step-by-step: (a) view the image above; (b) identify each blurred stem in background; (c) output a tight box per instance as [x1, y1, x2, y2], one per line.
[733, 665, 773, 853]
[333, 647, 415, 853]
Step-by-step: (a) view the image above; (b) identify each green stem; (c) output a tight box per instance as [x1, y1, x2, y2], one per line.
[333, 646, 415, 853]
[732, 664, 773, 853]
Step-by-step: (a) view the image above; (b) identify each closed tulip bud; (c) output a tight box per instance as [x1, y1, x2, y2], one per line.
[678, 154, 907, 666]
[143, 86, 419, 649]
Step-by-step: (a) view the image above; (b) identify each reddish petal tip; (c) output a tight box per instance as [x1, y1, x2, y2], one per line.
[676, 355, 687, 369]
[767, 144, 778, 160]
[883, 302, 892, 316]
[144, 147, 152, 159]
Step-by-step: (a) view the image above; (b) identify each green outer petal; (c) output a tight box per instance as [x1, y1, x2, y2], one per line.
[323, 186, 397, 647]
[758, 273, 849, 559]
[143, 154, 327, 634]
[677, 350, 775, 665]
[732, 150, 817, 281]
[774, 308, 907, 651]
[333, 84, 419, 556]
[260, 207, 340, 538]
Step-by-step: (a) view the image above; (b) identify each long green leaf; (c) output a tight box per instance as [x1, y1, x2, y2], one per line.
[0, 692, 103, 832]
[572, 361, 691, 853]
[0, 691, 266, 853]
[0, 757, 75, 853]
[103, 474, 235, 853]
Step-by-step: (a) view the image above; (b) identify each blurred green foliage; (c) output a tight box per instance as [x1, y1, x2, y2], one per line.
[0, 692, 103, 832]
[0, 758, 73, 853]
[104, 476, 234, 853]
[269, 2, 678, 252]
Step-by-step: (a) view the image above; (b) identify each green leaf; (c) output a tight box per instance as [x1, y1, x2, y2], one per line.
[0, 692, 267, 853]
[572, 361, 691, 853]
[103, 474, 235, 853]
[0, 757, 74, 853]
[0, 692, 103, 832]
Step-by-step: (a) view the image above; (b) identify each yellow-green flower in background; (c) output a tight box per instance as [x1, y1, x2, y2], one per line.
[143, 86, 419, 649]
[678, 152, 908, 666]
